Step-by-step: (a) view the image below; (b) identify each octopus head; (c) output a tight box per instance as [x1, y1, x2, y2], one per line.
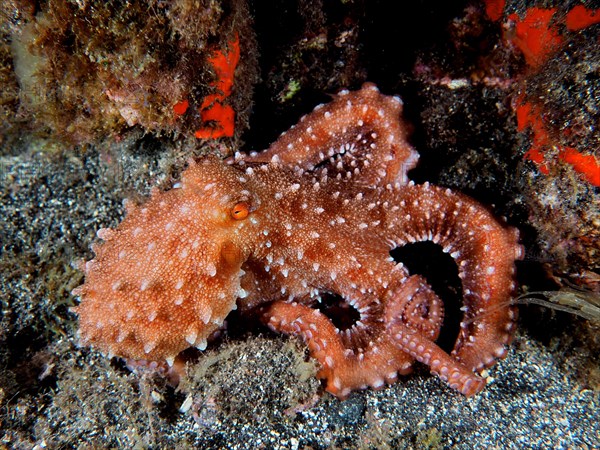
[180, 156, 262, 268]
[72, 156, 263, 363]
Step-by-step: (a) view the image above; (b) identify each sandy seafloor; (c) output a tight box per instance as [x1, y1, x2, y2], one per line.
[1, 145, 598, 449]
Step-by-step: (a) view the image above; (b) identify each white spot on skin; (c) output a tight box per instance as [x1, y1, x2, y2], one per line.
[144, 342, 156, 354]
[186, 330, 198, 345]
[206, 263, 217, 277]
[372, 378, 384, 389]
[199, 306, 211, 323]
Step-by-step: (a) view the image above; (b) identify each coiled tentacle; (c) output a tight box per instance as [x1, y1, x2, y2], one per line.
[381, 182, 522, 372]
[262, 274, 450, 397]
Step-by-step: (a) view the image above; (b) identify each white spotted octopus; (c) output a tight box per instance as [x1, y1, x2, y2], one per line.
[72, 83, 522, 397]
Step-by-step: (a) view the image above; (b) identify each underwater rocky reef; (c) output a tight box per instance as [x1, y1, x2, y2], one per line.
[0, 0, 598, 448]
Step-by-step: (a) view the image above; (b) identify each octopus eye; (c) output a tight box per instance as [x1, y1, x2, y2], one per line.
[231, 202, 250, 220]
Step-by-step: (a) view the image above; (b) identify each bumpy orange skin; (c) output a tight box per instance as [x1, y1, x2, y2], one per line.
[73, 84, 522, 396]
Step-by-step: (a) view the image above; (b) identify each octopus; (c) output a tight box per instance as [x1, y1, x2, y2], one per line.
[72, 83, 522, 398]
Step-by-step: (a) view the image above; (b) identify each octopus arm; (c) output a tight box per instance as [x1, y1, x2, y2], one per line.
[385, 275, 486, 396]
[243, 83, 419, 185]
[383, 182, 523, 372]
[263, 301, 415, 398]
[261, 273, 481, 396]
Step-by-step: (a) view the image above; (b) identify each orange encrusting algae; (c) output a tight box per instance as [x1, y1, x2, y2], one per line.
[483, 0, 506, 22]
[565, 6, 600, 31]
[559, 148, 600, 187]
[173, 100, 189, 116]
[507, 8, 563, 68]
[195, 102, 236, 139]
[486, 4, 600, 187]
[194, 34, 241, 139]
[516, 98, 600, 186]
